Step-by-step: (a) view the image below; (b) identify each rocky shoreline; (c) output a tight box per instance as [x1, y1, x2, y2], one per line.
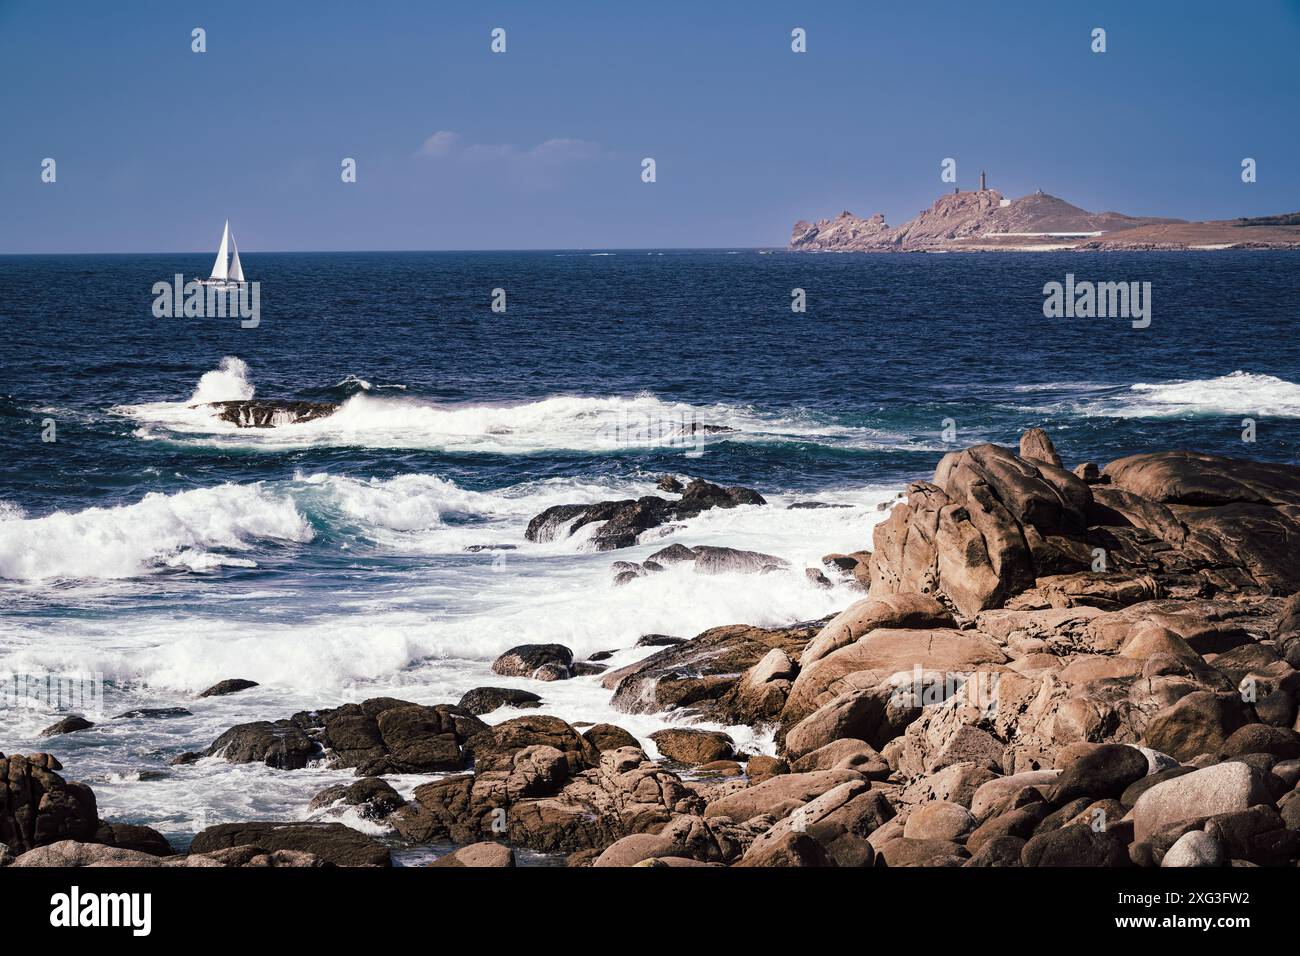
[6, 428, 1300, 868]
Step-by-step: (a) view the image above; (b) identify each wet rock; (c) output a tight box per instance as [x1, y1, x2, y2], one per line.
[204, 399, 337, 428]
[457, 686, 543, 716]
[1, 755, 101, 855]
[603, 621, 817, 719]
[467, 715, 600, 775]
[649, 728, 735, 765]
[646, 545, 696, 565]
[198, 679, 259, 698]
[583, 724, 640, 752]
[635, 634, 686, 647]
[206, 721, 319, 769]
[746, 755, 789, 783]
[525, 481, 766, 552]
[92, 822, 174, 857]
[40, 715, 94, 737]
[190, 822, 391, 867]
[491, 644, 575, 680]
[308, 778, 405, 820]
[656, 475, 684, 493]
[806, 568, 834, 589]
[114, 707, 192, 719]
[821, 551, 873, 586]
[692, 546, 789, 575]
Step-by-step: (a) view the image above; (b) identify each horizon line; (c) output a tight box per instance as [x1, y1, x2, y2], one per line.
[0, 246, 782, 257]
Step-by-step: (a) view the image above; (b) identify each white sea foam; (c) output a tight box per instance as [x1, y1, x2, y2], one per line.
[0, 483, 313, 581]
[1023, 371, 1300, 419]
[113, 358, 892, 453]
[1121, 371, 1300, 417]
[0, 472, 898, 835]
[189, 356, 255, 404]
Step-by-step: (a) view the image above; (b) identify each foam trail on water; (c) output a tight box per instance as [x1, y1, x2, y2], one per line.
[113, 358, 914, 454]
[1019, 371, 1300, 419]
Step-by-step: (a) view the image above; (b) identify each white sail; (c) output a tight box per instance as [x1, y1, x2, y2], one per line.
[228, 234, 245, 283]
[209, 220, 230, 281]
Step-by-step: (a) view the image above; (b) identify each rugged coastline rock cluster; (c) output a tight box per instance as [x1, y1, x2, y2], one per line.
[790, 188, 1300, 252]
[6, 429, 1300, 868]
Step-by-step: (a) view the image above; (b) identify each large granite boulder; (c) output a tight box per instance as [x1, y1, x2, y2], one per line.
[1, 753, 99, 855]
[868, 437, 1300, 618]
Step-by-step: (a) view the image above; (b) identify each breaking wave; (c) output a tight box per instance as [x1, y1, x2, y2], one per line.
[113, 358, 913, 454]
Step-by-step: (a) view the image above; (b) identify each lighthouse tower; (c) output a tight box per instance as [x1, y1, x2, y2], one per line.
[979, 170, 987, 191]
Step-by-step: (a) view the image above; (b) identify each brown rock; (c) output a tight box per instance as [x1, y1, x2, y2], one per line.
[649, 728, 735, 765]
[1019, 428, 1062, 467]
[428, 842, 515, 867]
[189, 822, 391, 867]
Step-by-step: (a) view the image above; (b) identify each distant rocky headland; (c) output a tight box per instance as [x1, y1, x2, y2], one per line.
[790, 187, 1300, 252]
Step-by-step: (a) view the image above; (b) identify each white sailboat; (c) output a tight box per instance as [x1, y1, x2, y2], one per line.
[201, 220, 247, 286]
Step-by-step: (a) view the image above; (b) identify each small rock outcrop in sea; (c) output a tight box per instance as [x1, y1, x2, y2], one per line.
[525, 479, 767, 551]
[491, 644, 575, 681]
[611, 545, 790, 583]
[39, 715, 95, 737]
[198, 678, 259, 698]
[202, 399, 338, 428]
[458, 686, 544, 715]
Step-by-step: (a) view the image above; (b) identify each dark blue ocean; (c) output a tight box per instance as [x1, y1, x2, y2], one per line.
[1, 249, 1298, 847]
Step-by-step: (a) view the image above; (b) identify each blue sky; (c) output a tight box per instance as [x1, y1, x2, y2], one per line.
[3, 0, 1298, 252]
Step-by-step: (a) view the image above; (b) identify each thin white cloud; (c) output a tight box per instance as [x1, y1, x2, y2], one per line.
[418, 130, 462, 157]
[417, 131, 607, 163]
